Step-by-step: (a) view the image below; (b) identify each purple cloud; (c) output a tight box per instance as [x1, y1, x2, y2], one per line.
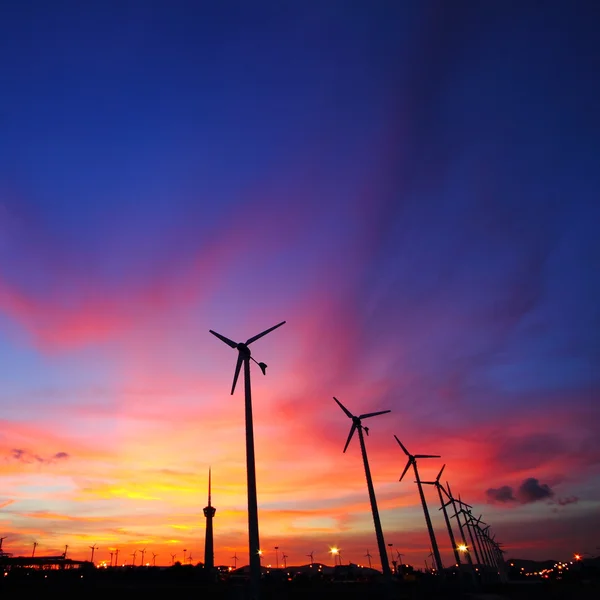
[486, 485, 516, 503]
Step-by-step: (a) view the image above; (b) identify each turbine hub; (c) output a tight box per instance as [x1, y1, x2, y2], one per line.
[237, 343, 250, 355]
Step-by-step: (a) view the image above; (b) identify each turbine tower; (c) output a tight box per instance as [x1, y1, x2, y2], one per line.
[89, 543, 98, 563]
[365, 549, 372, 569]
[306, 551, 314, 566]
[203, 467, 216, 571]
[210, 320, 285, 599]
[422, 465, 461, 566]
[334, 397, 391, 577]
[209, 321, 285, 599]
[394, 435, 443, 573]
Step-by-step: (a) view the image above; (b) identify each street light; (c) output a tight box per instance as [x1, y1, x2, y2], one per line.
[330, 547, 339, 567]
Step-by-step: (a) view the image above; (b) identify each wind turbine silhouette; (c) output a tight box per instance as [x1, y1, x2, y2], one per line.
[32, 541, 38, 558]
[441, 482, 476, 573]
[335, 397, 391, 578]
[63, 545, 68, 559]
[109, 551, 114, 567]
[231, 552, 238, 569]
[282, 553, 288, 569]
[210, 320, 285, 598]
[114, 548, 119, 566]
[394, 435, 443, 573]
[152, 552, 158, 567]
[131, 550, 137, 566]
[171, 553, 176, 565]
[306, 551, 314, 566]
[89, 543, 98, 563]
[365, 549, 372, 569]
[422, 465, 461, 566]
[140, 547, 147, 566]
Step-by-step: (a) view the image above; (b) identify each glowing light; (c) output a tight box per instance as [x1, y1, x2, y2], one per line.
[257, 550, 263, 556]
[457, 544, 468, 553]
[574, 554, 581, 560]
[330, 547, 339, 555]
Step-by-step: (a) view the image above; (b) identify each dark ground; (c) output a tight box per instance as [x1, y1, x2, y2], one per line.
[1, 573, 599, 600]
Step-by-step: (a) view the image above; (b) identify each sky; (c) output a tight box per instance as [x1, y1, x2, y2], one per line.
[1, 0, 599, 569]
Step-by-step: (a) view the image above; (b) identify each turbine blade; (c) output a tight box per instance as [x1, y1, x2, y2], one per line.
[394, 435, 410, 456]
[399, 460, 411, 482]
[334, 397, 354, 419]
[415, 454, 441, 459]
[231, 353, 243, 395]
[359, 409, 391, 419]
[420, 481, 436, 485]
[343, 423, 357, 453]
[245, 321, 286, 345]
[209, 329, 238, 348]
[436, 464, 446, 482]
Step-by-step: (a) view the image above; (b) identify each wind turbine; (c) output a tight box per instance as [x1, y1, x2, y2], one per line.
[394, 435, 443, 573]
[0, 537, 5, 552]
[63, 545, 69, 559]
[365, 550, 372, 569]
[282, 553, 288, 569]
[171, 553, 176, 566]
[274, 546, 279, 568]
[306, 551, 314, 566]
[115, 548, 119, 566]
[210, 320, 286, 598]
[422, 465, 461, 566]
[152, 552, 158, 567]
[451, 498, 481, 566]
[109, 551, 114, 567]
[89, 543, 98, 563]
[396, 550, 404, 565]
[32, 541, 38, 558]
[140, 547, 147, 566]
[334, 397, 391, 577]
[188, 553, 193, 565]
[231, 552, 238, 569]
[131, 550, 137, 566]
[441, 482, 476, 578]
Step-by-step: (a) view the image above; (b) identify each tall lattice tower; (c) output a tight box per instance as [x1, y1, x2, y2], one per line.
[203, 468, 216, 570]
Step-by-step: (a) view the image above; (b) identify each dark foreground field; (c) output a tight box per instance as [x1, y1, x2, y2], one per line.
[1, 571, 599, 600]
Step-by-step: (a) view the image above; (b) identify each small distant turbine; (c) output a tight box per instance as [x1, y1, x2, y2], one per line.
[171, 553, 176, 565]
[32, 541, 38, 558]
[282, 553, 288, 569]
[109, 551, 114, 567]
[306, 551, 314, 566]
[140, 547, 147, 566]
[274, 546, 279, 568]
[335, 397, 391, 577]
[131, 550, 137, 566]
[365, 549, 372, 569]
[231, 552, 238, 569]
[152, 553, 158, 567]
[394, 435, 443, 573]
[210, 320, 285, 599]
[89, 543, 98, 563]
[114, 548, 119, 565]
